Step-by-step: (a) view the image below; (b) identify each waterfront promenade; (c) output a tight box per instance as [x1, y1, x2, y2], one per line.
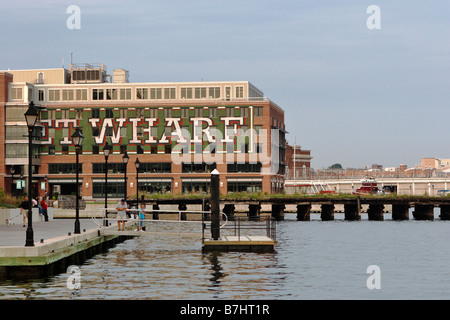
[0, 218, 99, 247]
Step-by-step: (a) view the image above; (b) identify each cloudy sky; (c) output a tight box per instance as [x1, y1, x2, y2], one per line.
[1, 1, 449, 169]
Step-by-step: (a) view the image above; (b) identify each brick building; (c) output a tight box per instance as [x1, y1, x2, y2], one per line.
[0, 63, 286, 200]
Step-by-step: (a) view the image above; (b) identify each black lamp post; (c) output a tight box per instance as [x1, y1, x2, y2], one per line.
[24, 101, 38, 247]
[135, 157, 140, 210]
[122, 151, 129, 202]
[71, 127, 84, 234]
[103, 142, 112, 226]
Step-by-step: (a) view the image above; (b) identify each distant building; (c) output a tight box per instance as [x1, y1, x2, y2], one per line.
[285, 144, 312, 180]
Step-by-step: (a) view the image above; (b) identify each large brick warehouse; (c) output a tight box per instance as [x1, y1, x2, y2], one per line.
[0, 63, 286, 200]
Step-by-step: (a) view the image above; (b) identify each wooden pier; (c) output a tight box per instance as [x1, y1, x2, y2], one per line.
[132, 195, 450, 222]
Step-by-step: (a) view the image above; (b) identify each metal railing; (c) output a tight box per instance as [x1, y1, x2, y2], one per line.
[202, 215, 276, 242]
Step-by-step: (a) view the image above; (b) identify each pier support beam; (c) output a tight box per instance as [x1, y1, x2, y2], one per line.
[367, 204, 384, 221]
[321, 204, 334, 221]
[271, 204, 285, 221]
[344, 203, 360, 221]
[392, 204, 410, 220]
[178, 203, 187, 220]
[440, 205, 450, 220]
[248, 204, 261, 221]
[412, 204, 434, 221]
[223, 204, 235, 221]
[152, 204, 159, 220]
[296, 204, 311, 221]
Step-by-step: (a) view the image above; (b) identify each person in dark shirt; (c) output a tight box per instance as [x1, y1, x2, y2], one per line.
[20, 196, 30, 227]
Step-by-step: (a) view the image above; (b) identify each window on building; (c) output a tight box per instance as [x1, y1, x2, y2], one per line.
[92, 89, 104, 100]
[10, 88, 23, 100]
[105, 108, 114, 118]
[62, 90, 74, 101]
[195, 87, 207, 99]
[235, 86, 244, 98]
[6, 106, 28, 121]
[254, 106, 263, 117]
[120, 88, 131, 100]
[92, 145, 99, 154]
[38, 90, 45, 101]
[49, 90, 60, 101]
[49, 163, 82, 174]
[136, 88, 148, 99]
[106, 88, 118, 100]
[138, 181, 171, 194]
[150, 88, 162, 99]
[92, 109, 100, 118]
[227, 181, 262, 193]
[209, 87, 220, 98]
[164, 88, 176, 99]
[76, 89, 88, 100]
[181, 88, 193, 99]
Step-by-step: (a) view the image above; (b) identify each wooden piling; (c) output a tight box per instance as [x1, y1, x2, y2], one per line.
[412, 204, 434, 221]
[367, 204, 384, 221]
[321, 204, 334, 221]
[392, 204, 409, 220]
[296, 204, 311, 221]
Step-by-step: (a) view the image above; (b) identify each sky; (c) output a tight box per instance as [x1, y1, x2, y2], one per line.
[1, 0, 449, 169]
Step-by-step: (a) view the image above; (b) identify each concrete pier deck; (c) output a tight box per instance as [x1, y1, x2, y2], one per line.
[0, 218, 137, 279]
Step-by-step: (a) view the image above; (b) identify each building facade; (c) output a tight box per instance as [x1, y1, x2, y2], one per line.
[0, 63, 286, 200]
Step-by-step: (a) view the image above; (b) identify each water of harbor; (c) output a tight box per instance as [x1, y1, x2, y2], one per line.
[1, 210, 450, 300]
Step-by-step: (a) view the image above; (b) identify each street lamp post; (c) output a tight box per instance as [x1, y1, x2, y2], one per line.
[135, 157, 140, 210]
[122, 151, 129, 202]
[24, 101, 38, 247]
[71, 127, 84, 234]
[103, 142, 112, 226]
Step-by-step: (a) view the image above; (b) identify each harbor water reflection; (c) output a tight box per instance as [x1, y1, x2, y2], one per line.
[2, 211, 450, 300]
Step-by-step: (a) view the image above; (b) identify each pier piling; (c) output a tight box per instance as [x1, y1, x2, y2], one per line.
[296, 204, 311, 221]
[412, 204, 434, 221]
[392, 204, 410, 220]
[367, 204, 384, 221]
[344, 203, 360, 221]
[321, 204, 334, 221]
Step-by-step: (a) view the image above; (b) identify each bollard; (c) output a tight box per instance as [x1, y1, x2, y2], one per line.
[210, 169, 220, 240]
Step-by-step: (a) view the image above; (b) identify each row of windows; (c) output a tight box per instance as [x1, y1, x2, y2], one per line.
[46, 162, 262, 174]
[90, 180, 262, 197]
[49, 142, 265, 156]
[35, 86, 246, 102]
[39, 106, 263, 120]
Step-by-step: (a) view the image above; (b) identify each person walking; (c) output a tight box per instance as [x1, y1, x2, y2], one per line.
[40, 197, 49, 222]
[115, 199, 128, 231]
[20, 196, 29, 227]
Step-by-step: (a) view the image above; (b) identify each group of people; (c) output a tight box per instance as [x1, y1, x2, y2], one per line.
[19, 196, 49, 227]
[115, 199, 146, 231]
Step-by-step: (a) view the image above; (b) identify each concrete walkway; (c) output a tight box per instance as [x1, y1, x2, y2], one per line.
[0, 218, 100, 247]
